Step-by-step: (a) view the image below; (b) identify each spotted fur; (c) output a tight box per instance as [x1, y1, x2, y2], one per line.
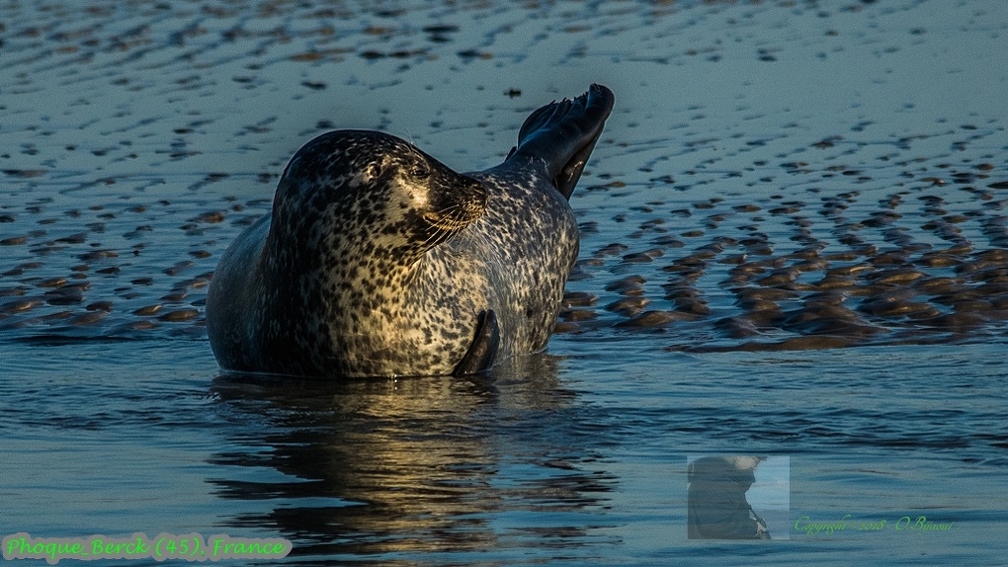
[206, 85, 615, 378]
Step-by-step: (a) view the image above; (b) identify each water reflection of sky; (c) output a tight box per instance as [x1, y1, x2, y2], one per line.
[749, 456, 790, 511]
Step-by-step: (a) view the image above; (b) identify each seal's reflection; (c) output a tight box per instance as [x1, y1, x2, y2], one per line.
[208, 355, 615, 561]
[687, 455, 771, 540]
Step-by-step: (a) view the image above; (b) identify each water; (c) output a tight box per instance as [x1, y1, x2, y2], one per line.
[3, 1, 1008, 565]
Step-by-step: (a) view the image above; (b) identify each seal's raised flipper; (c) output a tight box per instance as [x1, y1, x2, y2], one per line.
[507, 84, 615, 200]
[453, 310, 500, 376]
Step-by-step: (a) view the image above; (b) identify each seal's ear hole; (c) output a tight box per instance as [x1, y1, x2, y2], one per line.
[365, 161, 382, 180]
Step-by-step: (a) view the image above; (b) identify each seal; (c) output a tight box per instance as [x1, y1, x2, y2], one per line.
[206, 84, 615, 378]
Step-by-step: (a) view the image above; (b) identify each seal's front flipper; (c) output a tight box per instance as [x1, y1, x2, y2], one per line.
[453, 310, 500, 376]
[508, 84, 615, 200]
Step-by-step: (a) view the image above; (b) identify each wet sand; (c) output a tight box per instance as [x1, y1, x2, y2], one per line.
[2, 1, 1008, 565]
[3, 1, 1006, 352]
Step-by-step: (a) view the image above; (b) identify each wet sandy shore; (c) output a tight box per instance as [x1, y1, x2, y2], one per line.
[2, 1, 1006, 353]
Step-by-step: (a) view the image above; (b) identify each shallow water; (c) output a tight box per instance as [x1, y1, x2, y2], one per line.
[3, 1, 1007, 565]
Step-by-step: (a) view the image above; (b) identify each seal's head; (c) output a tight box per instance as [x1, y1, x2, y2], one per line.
[269, 130, 487, 265]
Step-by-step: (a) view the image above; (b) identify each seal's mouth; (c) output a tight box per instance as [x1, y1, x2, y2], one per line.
[423, 196, 485, 232]
[424, 209, 481, 232]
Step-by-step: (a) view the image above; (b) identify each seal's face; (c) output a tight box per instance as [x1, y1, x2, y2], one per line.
[271, 130, 487, 263]
[380, 142, 487, 253]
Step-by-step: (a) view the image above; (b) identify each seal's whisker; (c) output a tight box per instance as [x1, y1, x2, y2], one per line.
[423, 204, 481, 233]
[419, 220, 456, 249]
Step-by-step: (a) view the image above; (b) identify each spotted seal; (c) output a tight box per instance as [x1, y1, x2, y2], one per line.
[206, 84, 615, 378]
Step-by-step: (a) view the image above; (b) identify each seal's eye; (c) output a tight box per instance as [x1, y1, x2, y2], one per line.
[408, 164, 430, 179]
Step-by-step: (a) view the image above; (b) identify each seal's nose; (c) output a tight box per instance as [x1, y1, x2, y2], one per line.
[459, 176, 487, 220]
[422, 173, 486, 233]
